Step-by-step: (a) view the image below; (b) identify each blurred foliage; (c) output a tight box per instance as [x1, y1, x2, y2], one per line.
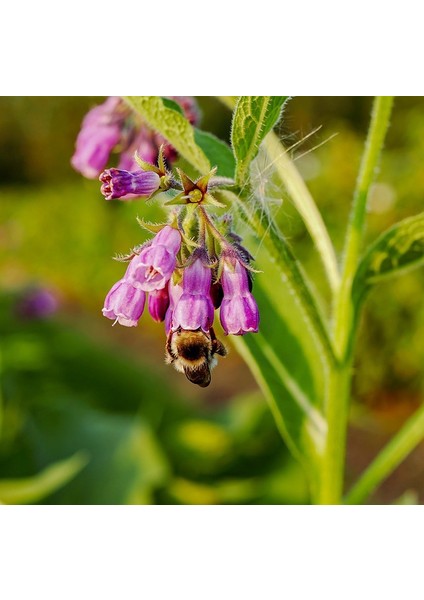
[1, 97, 424, 503]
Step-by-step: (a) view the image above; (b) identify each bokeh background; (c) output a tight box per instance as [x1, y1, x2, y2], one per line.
[1, 96, 424, 504]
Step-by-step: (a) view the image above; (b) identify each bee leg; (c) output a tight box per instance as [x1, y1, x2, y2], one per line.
[210, 326, 227, 357]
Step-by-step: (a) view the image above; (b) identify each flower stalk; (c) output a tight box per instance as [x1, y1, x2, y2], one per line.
[320, 97, 394, 504]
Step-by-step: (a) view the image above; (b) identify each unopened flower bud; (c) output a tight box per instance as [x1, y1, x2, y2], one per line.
[100, 168, 161, 200]
[148, 286, 170, 322]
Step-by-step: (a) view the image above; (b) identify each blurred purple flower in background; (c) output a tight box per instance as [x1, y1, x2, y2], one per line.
[71, 96, 200, 180]
[16, 287, 59, 319]
[71, 97, 127, 178]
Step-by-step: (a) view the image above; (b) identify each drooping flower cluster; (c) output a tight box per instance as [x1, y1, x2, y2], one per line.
[98, 146, 259, 387]
[71, 96, 199, 183]
[61, 91, 258, 387]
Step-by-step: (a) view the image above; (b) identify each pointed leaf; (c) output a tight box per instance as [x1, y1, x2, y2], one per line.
[136, 217, 169, 233]
[353, 212, 424, 304]
[232, 272, 327, 493]
[231, 96, 289, 184]
[194, 129, 236, 179]
[125, 96, 210, 174]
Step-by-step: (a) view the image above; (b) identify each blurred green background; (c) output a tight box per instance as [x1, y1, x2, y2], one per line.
[1, 97, 424, 504]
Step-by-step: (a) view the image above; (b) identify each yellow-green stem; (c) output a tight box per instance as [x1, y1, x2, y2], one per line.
[320, 97, 394, 504]
[317, 362, 351, 504]
[333, 97, 394, 360]
[345, 402, 424, 504]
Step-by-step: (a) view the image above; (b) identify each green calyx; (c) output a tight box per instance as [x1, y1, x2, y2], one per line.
[165, 167, 225, 207]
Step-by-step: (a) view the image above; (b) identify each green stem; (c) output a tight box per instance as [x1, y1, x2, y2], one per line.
[317, 362, 351, 503]
[333, 97, 394, 360]
[345, 403, 424, 504]
[320, 97, 394, 504]
[264, 133, 340, 295]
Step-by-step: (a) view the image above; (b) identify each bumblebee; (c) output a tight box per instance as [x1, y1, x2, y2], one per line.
[165, 326, 227, 387]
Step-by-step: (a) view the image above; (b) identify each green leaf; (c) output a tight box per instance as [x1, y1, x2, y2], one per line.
[24, 397, 170, 505]
[227, 224, 331, 492]
[231, 96, 289, 185]
[217, 96, 238, 110]
[161, 97, 184, 115]
[353, 212, 424, 304]
[220, 190, 335, 365]
[194, 129, 235, 179]
[125, 96, 210, 174]
[232, 274, 326, 494]
[0, 452, 88, 504]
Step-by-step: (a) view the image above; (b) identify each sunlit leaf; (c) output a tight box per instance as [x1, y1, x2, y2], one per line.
[232, 276, 326, 495]
[231, 96, 289, 185]
[125, 96, 210, 174]
[243, 280, 326, 454]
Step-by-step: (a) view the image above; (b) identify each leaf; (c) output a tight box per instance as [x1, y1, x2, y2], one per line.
[124, 96, 210, 174]
[161, 97, 184, 115]
[217, 96, 238, 110]
[193, 129, 235, 179]
[231, 96, 289, 185]
[219, 190, 335, 364]
[232, 272, 326, 494]
[232, 234, 330, 476]
[353, 212, 424, 304]
[0, 452, 88, 504]
[25, 396, 170, 505]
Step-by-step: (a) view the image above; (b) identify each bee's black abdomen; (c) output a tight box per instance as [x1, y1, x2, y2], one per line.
[184, 364, 211, 387]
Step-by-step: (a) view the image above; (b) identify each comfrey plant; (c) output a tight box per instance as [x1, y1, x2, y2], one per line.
[73, 96, 424, 505]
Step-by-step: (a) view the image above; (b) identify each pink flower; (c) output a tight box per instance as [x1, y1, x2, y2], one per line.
[165, 280, 184, 334]
[102, 278, 146, 327]
[126, 226, 181, 292]
[71, 97, 128, 179]
[219, 254, 259, 335]
[171, 253, 214, 332]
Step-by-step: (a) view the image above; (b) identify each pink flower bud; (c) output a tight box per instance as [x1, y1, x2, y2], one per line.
[148, 286, 170, 322]
[99, 168, 161, 200]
